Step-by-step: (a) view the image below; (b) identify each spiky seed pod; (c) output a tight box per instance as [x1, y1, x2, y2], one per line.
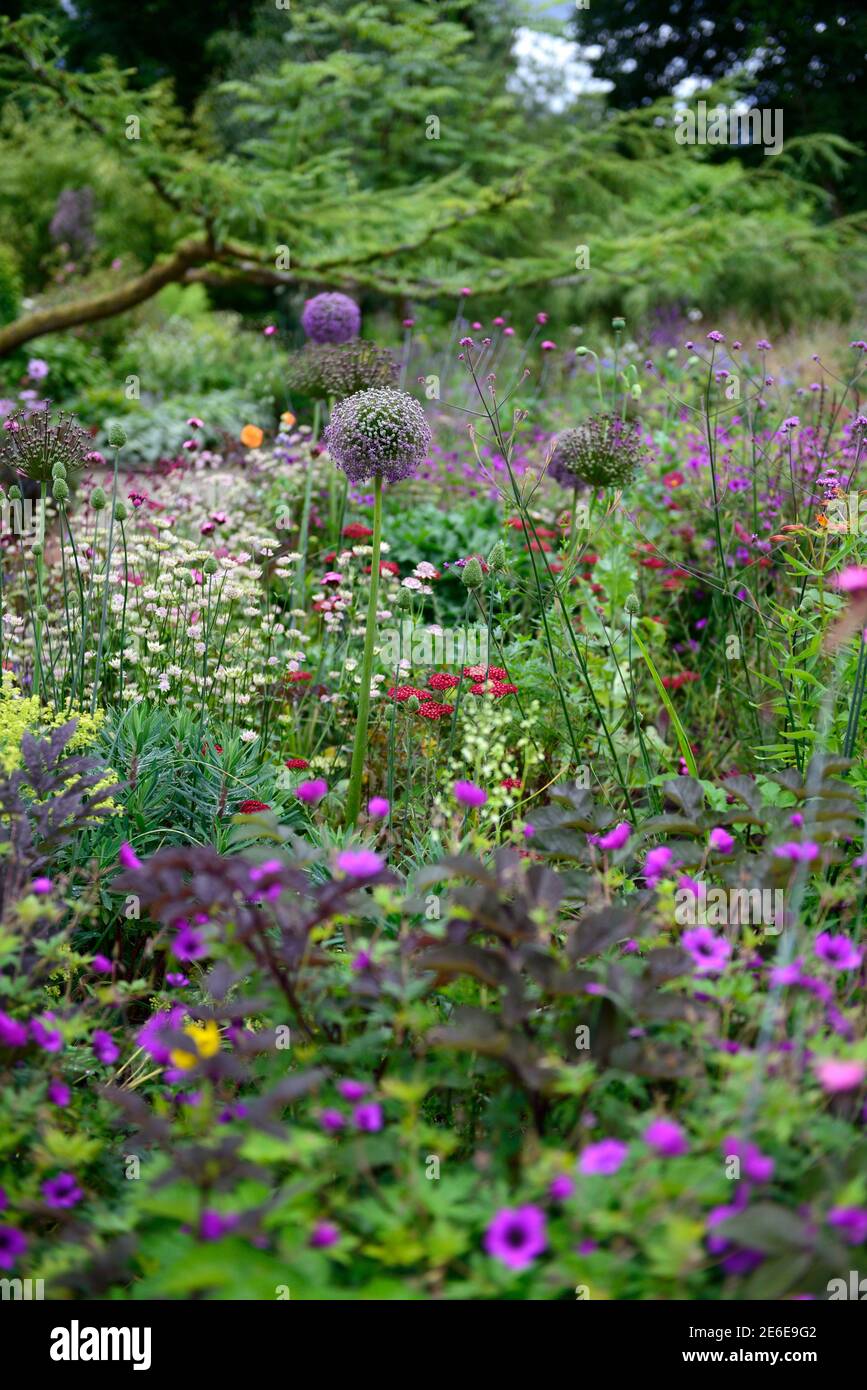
[323, 387, 431, 485]
[461, 556, 484, 590]
[90, 487, 107, 510]
[549, 414, 645, 490]
[107, 422, 127, 448]
[287, 340, 398, 402]
[301, 292, 361, 344]
[487, 540, 507, 573]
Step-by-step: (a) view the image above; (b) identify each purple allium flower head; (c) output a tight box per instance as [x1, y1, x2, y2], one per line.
[642, 1117, 689, 1157]
[48, 1078, 70, 1106]
[353, 1101, 383, 1132]
[319, 1108, 346, 1132]
[309, 1220, 341, 1249]
[549, 1173, 574, 1201]
[589, 821, 631, 851]
[92, 1029, 119, 1065]
[336, 849, 383, 879]
[296, 777, 328, 805]
[453, 780, 487, 808]
[367, 796, 390, 818]
[337, 1079, 369, 1101]
[0, 1011, 28, 1047]
[815, 932, 862, 971]
[42, 1172, 83, 1209]
[682, 926, 731, 977]
[578, 1138, 628, 1175]
[484, 1205, 547, 1270]
[827, 1206, 867, 1245]
[323, 387, 431, 485]
[0, 1226, 27, 1270]
[708, 826, 735, 853]
[301, 292, 361, 344]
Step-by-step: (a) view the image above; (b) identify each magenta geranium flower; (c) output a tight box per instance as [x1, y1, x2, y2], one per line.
[642, 1118, 689, 1157]
[682, 926, 731, 976]
[722, 1135, 774, 1182]
[0, 1011, 28, 1047]
[0, 1225, 27, 1270]
[549, 1174, 574, 1200]
[353, 1102, 383, 1133]
[814, 932, 862, 971]
[578, 1138, 628, 1175]
[484, 1205, 547, 1270]
[827, 1207, 867, 1245]
[644, 845, 673, 884]
[708, 826, 734, 853]
[319, 1108, 346, 1132]
[172, 922, 207, 962]
[30, 1015, 63, 1052]
[42, 1173, 83, 1209]
[92, 1030, 119, 1065]
[589, 822, 631, 851]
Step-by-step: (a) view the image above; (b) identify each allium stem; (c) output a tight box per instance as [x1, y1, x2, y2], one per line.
[91, 445, 120, 715]
[345, 471, 382, 826]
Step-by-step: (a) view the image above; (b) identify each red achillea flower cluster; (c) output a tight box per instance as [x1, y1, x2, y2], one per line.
[662, 671, 700, 691]
[416, 701, 454, 720]
[388, 686, 434, 702]
[501, 777, 522, 789]
[471, 680, 518, 698]
[238, 800, 270, 813]
[428, 672, 461, 691]
[285, 757, 310, 769]
[463, 665, 507, 681]
[286, 672, 312, 683]
[343, 522, 374, 539]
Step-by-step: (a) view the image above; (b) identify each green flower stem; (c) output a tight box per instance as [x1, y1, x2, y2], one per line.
[345, 471, 383, 826]
[91, 446, 121, 714]
[293, 399, 322, 609]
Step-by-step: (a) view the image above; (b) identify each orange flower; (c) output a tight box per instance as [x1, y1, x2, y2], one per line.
[280, 411, 296, 428]
[240, 424, 264, 448]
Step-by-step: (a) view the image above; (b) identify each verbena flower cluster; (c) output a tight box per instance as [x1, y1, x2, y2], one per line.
[323, 387, 432, 484]
[549, 413, 645, 489]
[300, 292, 361, 344]
[286, 340, 398, 400]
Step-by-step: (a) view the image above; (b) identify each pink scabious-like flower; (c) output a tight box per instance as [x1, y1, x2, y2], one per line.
[814, 932, 863, 971]
[453, 780, 487, 808]
[773, 841, 819, 863]
[834, 566, 867, 595]
[578, 1138, 628, 1176]
[296, 778, 328, 805]
[814, 1058, 866, 1094]
[367, 796, 390, 818]
[336, 849, 383, 879]
[484, 1205, 547, 1271]
[642, 1118, 689, 1157]
[682, 927, 731, 977]
[589, 822, 631, 852]
[708, 826, 735, 853]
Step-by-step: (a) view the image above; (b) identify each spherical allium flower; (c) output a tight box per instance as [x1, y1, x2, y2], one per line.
[578, 1138, 628, 1175]
[642, 1118, 689, 1157]
[301, 292, 361, 344]
[42, 1172, 83, 1209]
[682, 926, 731, 977]
[336, 849, 384, 879]
[548, 414, 645, 489]
[0, 1225, 26, 1270]
[453, 780, 487, 808]
[483, 1205, 547, 1271]
[323, 388, 431, 485]
[0, 406, 88, 485]
[287, 340, 398, 400]
[815, 932, 863, 971]
[296, 778, 328, 805]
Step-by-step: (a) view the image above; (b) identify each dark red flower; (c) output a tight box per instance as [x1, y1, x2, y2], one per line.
[285, 757, 310, 769]
[286, 672, 312, 683]
[343, 522, 374, 539]
[387, 685, 435, 702]
[470, 680, 518, 698]
[463, 665, 507, 682]
[501, 777, 522, 789]
[416, 701, 454, 720]
[428, 672, 461, 691]
[238, 800, 270, 813]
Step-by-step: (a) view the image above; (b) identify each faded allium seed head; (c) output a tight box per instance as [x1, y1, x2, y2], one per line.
[0, 406, 88, 485]
[549, 414, 644, 490]
[301, 292, 361, 344]
[323, 388, 431, 485]
[287, 340, 398, 401]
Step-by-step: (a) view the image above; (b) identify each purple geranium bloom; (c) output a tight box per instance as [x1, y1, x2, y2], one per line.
[644, 845, 673, 884]
[642, 1118, 689, 1157]
[337, 1079, 369, 1101]
[0, 1011, 29, 1047]
[200, 1210, 238, 1241]
[682, 926, 731, 976]
[353, 1102, 383, 1133]
[47, 1079, 70, 1106]
[484, 1205, 547, 1271]
[815, 932, 863, 971]
[172, 922, 207, 962]
[549, 1173, 574, 1201]
[30, 1015, 63, 1052]
[579, 1138, 628, 1175]
[137, 1006, 185, 1064]
[92, 1029, 119, 1065]
[589, 821, 631, 851]
[453, 780, 487, 808]
[0, 1225, 27, 1270]
[708, 826, 734, 853]
[827, 1206, 867, 1246]
[722, 1135, 775, 1182]
[319, 1108, 346, 1132]
[296, 778, 328, 805]
[770, 957, 803, 987]
[309, 1221, 341, 1249]
[42, 1172, 83, 1209]
[336, 849, 384, 879]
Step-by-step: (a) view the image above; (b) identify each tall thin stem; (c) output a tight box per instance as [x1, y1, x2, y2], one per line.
[345, 472, 383, 826]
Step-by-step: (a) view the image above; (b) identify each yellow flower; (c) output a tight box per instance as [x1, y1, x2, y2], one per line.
[170, 1019, 221, 1070]
[240, 424, 264, 449]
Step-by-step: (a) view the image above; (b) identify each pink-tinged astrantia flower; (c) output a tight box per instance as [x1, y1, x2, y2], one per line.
[814, 932, 863, 971]
[708, 826, 734, 853]
[578, 1138, 628, 1175]
[589, 821, 631, 851]
[814, 1058, 866, 1093]
[642, 1118, 689, 1157]
[682, 927, 731, 976]
[484, 1205, 547, 1271]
